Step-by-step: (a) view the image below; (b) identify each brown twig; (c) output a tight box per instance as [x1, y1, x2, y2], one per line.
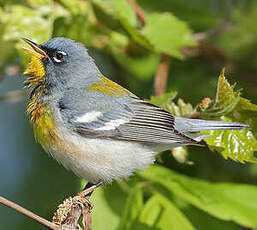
[0, 185, 98, 230]
[126, 0, 171, 96]
[0, 196, 59, 230]
[53, 183, 102, 230]
[186, 112, 200, 119]
[0, 90, 26, 104]
[192, 21, 232, 43]
[126, 0, 146, 25]
[154, 54, 171, 96]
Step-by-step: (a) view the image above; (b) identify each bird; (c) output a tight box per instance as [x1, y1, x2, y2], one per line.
[21, 37, 247, 193]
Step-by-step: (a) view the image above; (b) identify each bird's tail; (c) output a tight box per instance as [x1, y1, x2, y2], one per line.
[174, 117, 248, 133]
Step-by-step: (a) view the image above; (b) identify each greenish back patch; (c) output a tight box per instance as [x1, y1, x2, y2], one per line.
[87, 76, 132, 97]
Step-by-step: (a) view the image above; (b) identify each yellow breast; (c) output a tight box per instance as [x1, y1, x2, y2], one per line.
[27, 97, 57, 150]
[24, 53, 62, 152]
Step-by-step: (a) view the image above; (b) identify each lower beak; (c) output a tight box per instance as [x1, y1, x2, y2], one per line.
[21, 38, 48, 59]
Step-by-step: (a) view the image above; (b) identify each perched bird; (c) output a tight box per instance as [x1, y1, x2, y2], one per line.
[22, 37, 247, 191]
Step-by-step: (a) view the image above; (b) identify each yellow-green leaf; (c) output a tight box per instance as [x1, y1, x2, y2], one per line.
[201, 71, 257, 163]
[139, 194, 195, 230]
[140, 165, 257, 228]
[142, 12, 196, 58]
[203, 128, 257, 163]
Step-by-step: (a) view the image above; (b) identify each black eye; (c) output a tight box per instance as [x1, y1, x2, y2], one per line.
[53, 51, 67, 63]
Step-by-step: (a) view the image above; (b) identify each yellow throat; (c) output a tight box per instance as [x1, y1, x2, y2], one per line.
[24, 56, 56, 148]
[24, 56, 45, 88]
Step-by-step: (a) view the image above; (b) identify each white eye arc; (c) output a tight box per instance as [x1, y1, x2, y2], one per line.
[53, 51, 67, 63]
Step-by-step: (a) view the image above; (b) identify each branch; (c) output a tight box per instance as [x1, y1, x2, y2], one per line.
[192, 21, 232, 42]
[154, 54, 171, 96]
[53, 183, 102, 230]
[0, 183, 99, 230]
[0, 196, 59, 230]
[0, 90, 26, 104]
[127, 0, 146, 25]
[126, 0, 171, 96]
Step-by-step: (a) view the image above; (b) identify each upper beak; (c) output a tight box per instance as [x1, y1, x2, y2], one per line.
[21, 38, 48, 59]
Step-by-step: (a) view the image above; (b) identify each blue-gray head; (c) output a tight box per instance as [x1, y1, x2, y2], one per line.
[22, 37, 100, 92]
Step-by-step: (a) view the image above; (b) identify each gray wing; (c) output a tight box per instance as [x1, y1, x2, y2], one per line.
[59, 90, 197, 145]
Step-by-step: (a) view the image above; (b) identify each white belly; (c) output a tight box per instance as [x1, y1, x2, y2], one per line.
[46, 130, 157, 183]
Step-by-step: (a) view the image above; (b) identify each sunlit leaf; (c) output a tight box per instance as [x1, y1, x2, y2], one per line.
[202, 70, 241, 117]
[149, 91, 177, 107]
[1, 5, 52, 43]
[232, 97, 257, 138]
[203, 128, 257, 163]
[139, 194, 195, 230]
[142, 12, 196, 58]
[91, 0, 122, 30]
[27, 0, 51, 7]
[114, 0, 151, 48]
[117, 185, 144, 230]
[91, 183, 127, 230]
[111, 49, 159, 79]
[150, 91, 194, 116]
[201, 71, 257, 162]
[58, 0, 88, 15]
[141, 165, 257, 228]
[180, 202, 240, 230]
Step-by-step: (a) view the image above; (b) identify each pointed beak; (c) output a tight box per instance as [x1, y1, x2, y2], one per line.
[21, 38, 48, 59]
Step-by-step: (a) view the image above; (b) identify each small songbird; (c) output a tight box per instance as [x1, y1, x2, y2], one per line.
[22, 37, 247, 191]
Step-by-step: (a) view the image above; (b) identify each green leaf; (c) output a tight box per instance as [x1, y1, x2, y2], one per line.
[27, 0, 51, 7]
[149, 91, 177, 107]
[201, 70, 257, 163]
[91, 0, 122, 30]
[214, 70, 240, 109]
[166, 98, 195, 117]
[1, 5, 52, 43]
[117, 185, 144, 230]
[180, 203, 240, 230]
[0, 3, 68, 65]
[58, 0, 88, 15]
[232, 97, 257, 138]
[202, 70, 241, 117]
[114, 0, 151, 48]
[136, 0, 220, 31]
[114, 0, 137, 28]
[203, 128, 257, 163]
[139, 194, 195, 230]
[111, 48, 159, 79]
[91, 182, 127, 230]
[150, 91, 195, 116]
[142, 12, 196, 58]
[140, 165, 257, 228]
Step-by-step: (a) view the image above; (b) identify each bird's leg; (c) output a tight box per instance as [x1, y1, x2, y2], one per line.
[78, 182, 103, 209]
[80, 182, 103, 197]
[79, 182, 103, 230]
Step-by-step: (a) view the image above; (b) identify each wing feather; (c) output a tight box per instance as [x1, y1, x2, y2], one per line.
[60, 90, 198, 145]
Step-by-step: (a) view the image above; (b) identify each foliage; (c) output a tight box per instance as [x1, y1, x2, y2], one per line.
[1, 0, 257, 230]
[91, 164, 257, 229]
[201, 71, 257, 163]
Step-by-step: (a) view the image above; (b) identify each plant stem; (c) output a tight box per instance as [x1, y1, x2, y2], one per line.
[154, 54, 171, 96]
[0, 196, 59, 230]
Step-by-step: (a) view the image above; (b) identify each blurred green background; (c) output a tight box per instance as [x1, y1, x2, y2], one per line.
[1, 0, 257, 229]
